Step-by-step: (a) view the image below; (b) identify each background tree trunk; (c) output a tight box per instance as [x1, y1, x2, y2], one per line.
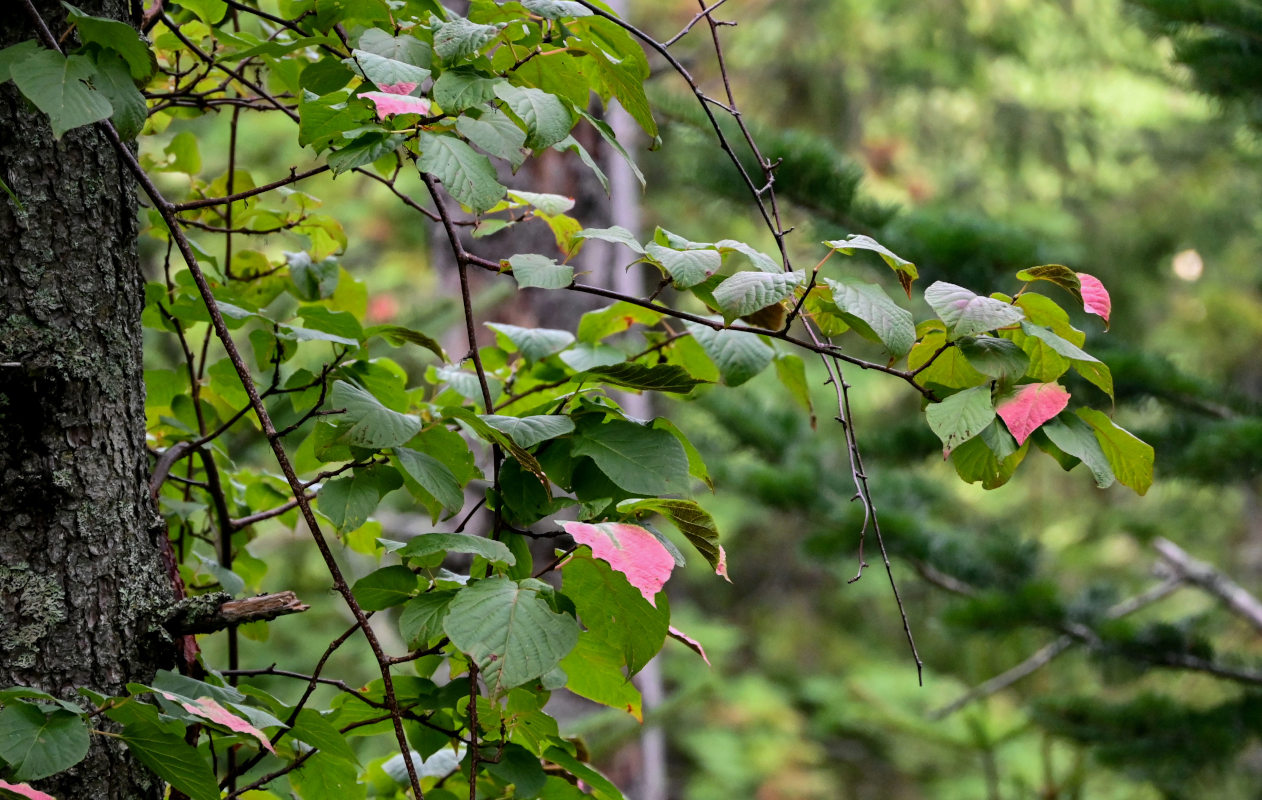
[0, 2, 173, 797]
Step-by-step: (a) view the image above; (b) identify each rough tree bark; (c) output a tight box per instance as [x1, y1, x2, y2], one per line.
[0, 2, 173, 797]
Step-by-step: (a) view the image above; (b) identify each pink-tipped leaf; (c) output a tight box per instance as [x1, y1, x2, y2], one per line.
[996, 383, 1071, 446]
[560, 521, 675, 605]
[668, 626, 711, 665]
[159, 691, 276, 754]
[1077, 272, 1111, 329]
[0, 781, 57, 800]
[360, 92, 431, 119]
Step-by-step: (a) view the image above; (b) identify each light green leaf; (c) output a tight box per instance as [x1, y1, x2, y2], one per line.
[576, 301, 661, 342]
[685, 322, 774, 387]
[1019, 322, 1098, 362]
[417, 132, 505, 214]
[925, 385, 996, 456]
[950, 432, 1029, 489]
[508, 253, 573, 289]
[1077, 408, 1154, 495]
[331, 380, 422, 448]
[571, 419, 690, 496]
[644, 243, 720, 288]
[479, 414, 575, 448]
[716, 239, 781, 272]
[288, 709, 359, 768]
[443, 577, 579, 695]
[712, 271, 805, 322]
[543, 746, 625, 800]
[822, 277, 916, 356]
[363, 324, 447, 361]
[559, 343, 625, 371]
[924, 282, 1025, 339]
[290, 751, 366, 800]
[351, 565, 419, 611]
[774, 352, 815, 422]
[394, 447, 464, 515]
[486, 322, 574, 362]
[522, 0, 592, 18]
[0, 41, 42, 84]
[113, 704, 218, 800]
[574, 225, 645, 254]
[10, 50, 113, 139]
[0, 703, 89, 781]
[824, 234, 918, 294]
[173, 0, 226, 24]
[553, 134, 611, 193]
[494, 83, 573, 149]
[397, 533, 515, 565]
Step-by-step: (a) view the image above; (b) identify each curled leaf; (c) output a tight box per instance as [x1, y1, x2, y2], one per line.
[360, 92, 430, 119]
[995, 383, 1071, 446]
[1077, 272, 1111, 329]
[560, 521, 674, 604]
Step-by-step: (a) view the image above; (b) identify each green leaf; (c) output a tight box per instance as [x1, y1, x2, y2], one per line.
[443, 577, 579, 695]
[950, 430, 1029, 489]
[327, 132, 405, 174]
[444, 406, 551, 491]
[174, 0, 227, 24]
[1015, 264, 1083, 303]
[553, 134, 612, 193]
[543, 746, 625, 800]
[571, 418, 690, 496]
[522, 0, 592, 19]
[331, 380, 422, 448]
[508, 253, 573, 289]
[298, 91, 360, 152]
[432, 15, 503, 62]
[351, 565, 420, 611]
[574, 225, 645, 255]
[394, 447, 465, 515]
[774, 352, 815, 423]
[317, 467, 400, 533]
[0, 703, 89, 781]
[433, 68, 503, 110]
[1019, 322, 1098, 363]
[1041, 413, 1116, 489]
[364, 324, 447, 361]
[66, 3, 155, 80]
[716, 239, 781, 272]
[398, 590, 457, 648]
[85, 53, 146, 139]
[823, 234, 918, 295]
[643, 243, 720, 288]
[343, 49, 430, 88]
[685, 322, 774, 387]
[559, 635, 642, 719]
[458, 109, 528, 168]
[290, 751, 366, 800]
[575, 40, 656, 139]
[10, 50, 113, 139]
[398, 533, 515, 565]
[479, 414, 575, 448]
[288, 708, 359, 768]
[0, 41, 42, 84]
[559, 343, 625, 371]
[924, 281, 1025, 339]
[821, 277, 916, 356]
[494, 83, 573, 149]
[925, 385, 996, 456]
[576, 301, 661, 342]
[1077, 408, 1154, 495]
[417, 132, 506, 214]
[486, 322, 574, 362]
[111, 703, 218, 800]
[484, 742, 549, 797]
[957, 336, 1030, 380]
[712, 271, 805, 323]
[357, 28, 431, 68]
[618, 498, 726, 576]
[561, 553, 669, 675]
[575, 363, 707, 394]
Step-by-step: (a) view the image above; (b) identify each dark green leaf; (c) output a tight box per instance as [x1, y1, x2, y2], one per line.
[443, 577, 579, 695]
[397, 533, 515, 566]
[958, 335, 1030, 380]
[351, 565, 420, 611]
[494, 83, 573, 149]
[395, 447, 464, 516]
[479, 414, 575, 448]
[458, 109, 528, 168]
[417, 132, 506, 214]
[66, 2, 155, 79]
[575, 363, 707, 394]
[571, 419, 690, 496]
[398, 590, 458, 647]
[685, 322, 773, 387]
[331, 380, 422, 448]
[0, 703, 89, 781]
[1041, 413, 1116, 489]
[433, 68, 503, 110]
[10, 50, 113, 139]
[561, 553, 668, 675]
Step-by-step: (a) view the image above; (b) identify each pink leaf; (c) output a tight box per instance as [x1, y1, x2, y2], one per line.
[1077, 272, 1111, 329]
[560, 521, 674, 604]
[0, 781, 57, 800]
[668, 626, 710, 665]
[159, 691, 276, 754]
[996, 383, 1071, 446]
[715, 544, 730, 582]
[360, 92, 431, 120]
[378, 82, 418, 95]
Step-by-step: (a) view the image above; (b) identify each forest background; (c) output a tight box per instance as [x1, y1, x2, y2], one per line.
[2, 0, 1261, 799]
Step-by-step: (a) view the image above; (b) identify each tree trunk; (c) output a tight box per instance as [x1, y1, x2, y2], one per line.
[0, 2, 173, 797]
